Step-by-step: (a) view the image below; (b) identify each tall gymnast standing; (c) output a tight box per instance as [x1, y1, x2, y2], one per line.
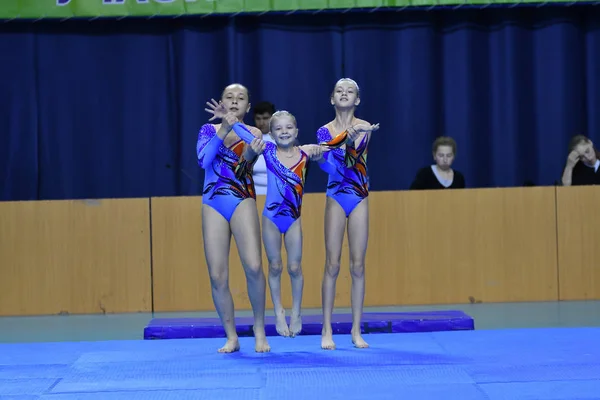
[207, 104, 336, 337]
[196, 83, 270, 353]
[316, 78, 379, 350]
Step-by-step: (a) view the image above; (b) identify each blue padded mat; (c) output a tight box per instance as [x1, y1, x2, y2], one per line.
[144, 310, 475, 339]
[0, 327, 599, 399]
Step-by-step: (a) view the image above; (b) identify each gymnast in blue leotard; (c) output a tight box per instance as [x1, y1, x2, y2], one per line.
[198, 84, 270, 354]
[224, 110, 335, 337]
[316, 78, 380, 351]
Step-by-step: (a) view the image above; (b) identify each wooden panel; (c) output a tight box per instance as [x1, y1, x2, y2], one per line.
[556, 186, 600, 300]
[0, 199, 152, 316]
[150, 196, 210, 312]
[366, 187, 559, 305]
[151, 187, 559, 312]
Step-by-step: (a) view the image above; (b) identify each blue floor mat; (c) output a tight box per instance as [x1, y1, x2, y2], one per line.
[0, 327, 599, 399]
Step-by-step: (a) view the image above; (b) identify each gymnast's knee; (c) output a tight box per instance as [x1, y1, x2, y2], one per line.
[349, 260, 365, 279]
[324, 261, 341, 278]
[243, 259, 264, 281]
[208, 267, 229, 292]
[287, 261, 302, 277]
[268, 260, 284, 277]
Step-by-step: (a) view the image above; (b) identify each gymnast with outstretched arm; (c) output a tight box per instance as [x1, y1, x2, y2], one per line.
[196, 83, 270, 354]
[315, 78, 380, 350]
[205, 100, 337, 338]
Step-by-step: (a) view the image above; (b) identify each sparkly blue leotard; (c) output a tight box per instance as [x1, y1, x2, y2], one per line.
[196, 124, 256, 222]
[317, 126, 370, 217]
[232, 123, 314, 234]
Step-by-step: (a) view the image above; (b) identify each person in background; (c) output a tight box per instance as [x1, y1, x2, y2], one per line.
[561, 135, 600, 186]
[253, 102, 276, 195]
[253, 102, 276, 135]
[409, 136, 466, 190]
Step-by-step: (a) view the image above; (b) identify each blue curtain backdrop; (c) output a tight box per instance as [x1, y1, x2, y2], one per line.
[1, 6, 599, 201]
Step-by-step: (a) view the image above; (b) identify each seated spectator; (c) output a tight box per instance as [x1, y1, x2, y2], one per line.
[561, 135, 600, 186]
[410, 137, 466, 190]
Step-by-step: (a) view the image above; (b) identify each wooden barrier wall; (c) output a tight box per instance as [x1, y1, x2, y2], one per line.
[0, 187, 598, 316]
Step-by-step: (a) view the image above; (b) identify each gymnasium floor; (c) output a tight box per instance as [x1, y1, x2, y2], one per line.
[1, 301, 599, 399]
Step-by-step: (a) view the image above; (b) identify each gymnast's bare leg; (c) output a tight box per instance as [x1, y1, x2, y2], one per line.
[284, 219, 304, 336]
[347, 198, 369, 348]
[202, 204, 239, 353]
[230, 199, 270, 352]
[262, 216, 290, 337]
[321, 197, 347, 350]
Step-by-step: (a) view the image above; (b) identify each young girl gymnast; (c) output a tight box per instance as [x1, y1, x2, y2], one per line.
[316, 78, 380, 350]
[197, 84, 270, 354]
[206, 102, 337, 337]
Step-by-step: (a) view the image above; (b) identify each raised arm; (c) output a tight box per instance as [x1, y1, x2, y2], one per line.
[318, 129, 350, 150]
[318, 122, 378, 150]
[314, 127, 340, 175]
[317, 122, 379, 168]
[561, 150, 581, 186]
[231, 122, 270, 159]
[344, 121, 378, 154]
[196, 124, 230, 169]
[297, 144, 336, 175]
[232, 122, 260, 145]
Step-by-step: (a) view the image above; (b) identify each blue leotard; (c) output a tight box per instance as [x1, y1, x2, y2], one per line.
[232, 123, 316, 234]
[196, 124, 256, 222]
[317, 126, 370, 217]
[263, 143, 309, 233]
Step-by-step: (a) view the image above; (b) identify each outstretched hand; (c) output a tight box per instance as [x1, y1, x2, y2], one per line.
[301, 144, 328, 161]
[348, 123, 380, 142]
[205, 98, 228, 121]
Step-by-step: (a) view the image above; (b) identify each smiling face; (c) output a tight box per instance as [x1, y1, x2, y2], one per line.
[330, 78, 360, 109]
[221, 84, 250, 120]
[269, 112, 298, 149]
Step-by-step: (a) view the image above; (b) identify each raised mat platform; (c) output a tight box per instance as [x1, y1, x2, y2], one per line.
[143, 310, 474, 340]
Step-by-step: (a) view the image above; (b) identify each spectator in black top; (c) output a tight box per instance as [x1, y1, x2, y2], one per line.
[410, 136, 466, 190]
[561, 135, 600, 186]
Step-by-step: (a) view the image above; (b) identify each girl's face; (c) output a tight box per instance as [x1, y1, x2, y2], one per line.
[221, 84, 250, 120]
[270, 115, 298, 148]
[331, 80, 360, 109]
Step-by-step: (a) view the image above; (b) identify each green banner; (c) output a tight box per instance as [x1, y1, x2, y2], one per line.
[0, 0, 585, 20]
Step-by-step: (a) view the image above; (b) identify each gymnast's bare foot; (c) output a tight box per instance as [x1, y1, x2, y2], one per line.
[253, 326, 271, 353]
[218, 337, 240, 353]
[289, 312, 302, 337]
[321, 326, 336, 350]
[275, 309, 290, 337]
[351, 329, 369, 349]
